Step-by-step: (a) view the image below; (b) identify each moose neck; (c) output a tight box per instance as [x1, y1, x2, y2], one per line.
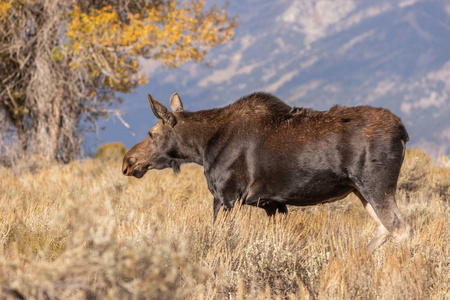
[174, 108, 230, 166]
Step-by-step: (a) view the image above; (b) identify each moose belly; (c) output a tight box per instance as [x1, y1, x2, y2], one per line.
[251, 168, 354, 207]
[283, 184, 354, 206]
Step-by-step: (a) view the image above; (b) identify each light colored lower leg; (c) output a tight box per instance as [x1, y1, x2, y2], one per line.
[365, 202, 391, 254]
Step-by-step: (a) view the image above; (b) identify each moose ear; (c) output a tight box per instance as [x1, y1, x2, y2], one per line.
[169, 93, 184, 112]
[147, 94, 177, 127]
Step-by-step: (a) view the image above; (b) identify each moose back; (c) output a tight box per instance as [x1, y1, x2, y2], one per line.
[122, 92, 411, 253]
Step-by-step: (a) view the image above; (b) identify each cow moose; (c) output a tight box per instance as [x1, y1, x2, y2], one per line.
[122, 92, 411, 253]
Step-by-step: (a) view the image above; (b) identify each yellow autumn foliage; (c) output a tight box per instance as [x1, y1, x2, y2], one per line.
[66, 0, 236, 93]
[0, 1, 11, 21]
[2, 0, 235, 96]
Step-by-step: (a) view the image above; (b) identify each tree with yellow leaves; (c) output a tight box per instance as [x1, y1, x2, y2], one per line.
[0, 0, 236, 162]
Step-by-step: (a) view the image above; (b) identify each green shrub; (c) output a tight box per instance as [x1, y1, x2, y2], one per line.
[95, 142, 127, 161]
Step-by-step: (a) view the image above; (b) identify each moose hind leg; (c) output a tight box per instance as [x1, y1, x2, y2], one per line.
[354, 190, 410, 254]
[355, 191, 390, 253]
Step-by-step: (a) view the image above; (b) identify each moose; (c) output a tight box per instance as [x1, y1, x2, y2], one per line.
[122, 92, 411, 253]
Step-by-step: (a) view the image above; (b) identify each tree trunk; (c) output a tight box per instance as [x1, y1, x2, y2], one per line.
[30, 111, 61, 161]
[26, 44, 64, 161]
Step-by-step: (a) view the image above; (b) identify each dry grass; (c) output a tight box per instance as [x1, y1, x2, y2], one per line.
[0, 149, 449, 299]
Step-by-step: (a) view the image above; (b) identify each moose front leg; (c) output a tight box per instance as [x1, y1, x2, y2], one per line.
[213, 195, 239, 222]
[213, 197, 223, 222]
[207, 169, 242, 222]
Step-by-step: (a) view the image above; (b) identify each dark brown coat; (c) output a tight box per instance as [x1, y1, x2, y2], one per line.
[122, 92, 411, 253]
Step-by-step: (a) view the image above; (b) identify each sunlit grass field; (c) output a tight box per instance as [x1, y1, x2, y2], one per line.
[0, 149, 449, 299]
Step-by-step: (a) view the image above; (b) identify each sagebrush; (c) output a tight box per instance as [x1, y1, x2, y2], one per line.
[0, 149, 448, 299]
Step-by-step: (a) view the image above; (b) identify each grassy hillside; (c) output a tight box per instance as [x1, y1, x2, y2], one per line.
[0, 149, 448, 299]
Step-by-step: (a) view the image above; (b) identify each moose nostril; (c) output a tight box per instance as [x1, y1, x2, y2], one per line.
[122, 165, 128, 175]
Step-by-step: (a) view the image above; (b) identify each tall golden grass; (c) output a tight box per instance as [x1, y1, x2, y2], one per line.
[0, 149, 449, 299]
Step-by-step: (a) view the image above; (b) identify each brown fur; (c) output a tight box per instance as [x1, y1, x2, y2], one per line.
[123, 92, 411, 253]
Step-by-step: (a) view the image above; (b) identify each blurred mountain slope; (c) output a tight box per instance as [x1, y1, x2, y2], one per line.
[101, 0, 450, 158]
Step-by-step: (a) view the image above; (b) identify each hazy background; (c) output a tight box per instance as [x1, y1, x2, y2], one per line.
[96, 0, 450, 158]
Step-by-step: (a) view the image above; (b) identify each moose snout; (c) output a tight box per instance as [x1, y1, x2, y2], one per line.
[122, 162, 128, 175]
[122, 156, 137, 176]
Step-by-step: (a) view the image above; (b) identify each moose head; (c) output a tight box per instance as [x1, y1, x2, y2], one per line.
[122, 93, 185, 178]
